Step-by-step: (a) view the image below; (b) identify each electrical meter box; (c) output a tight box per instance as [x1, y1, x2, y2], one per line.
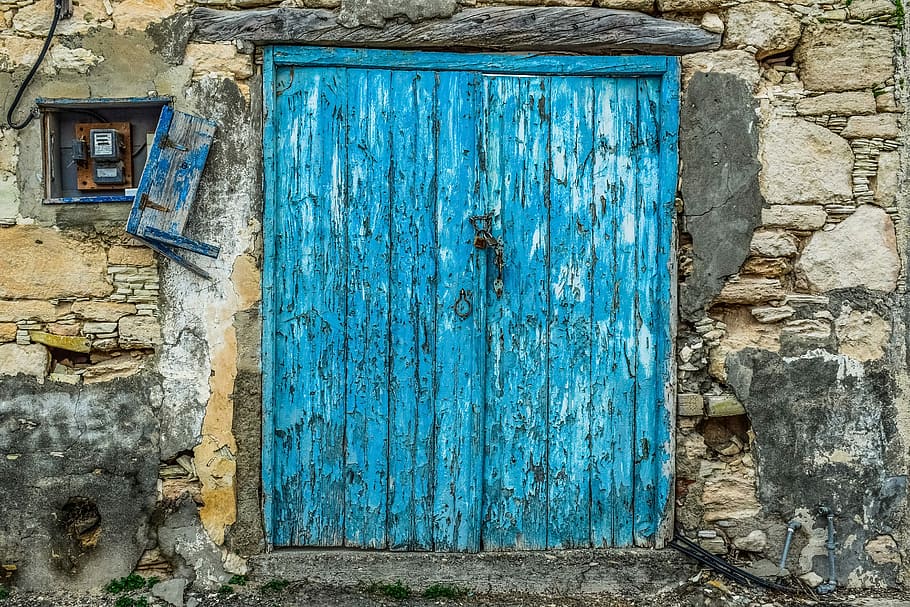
[38, 97, 170, 204]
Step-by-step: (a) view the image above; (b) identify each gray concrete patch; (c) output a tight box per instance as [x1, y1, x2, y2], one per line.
[0, 374, 161, 591]
[250, 549, 696, 596]
[679, 72, 763, 320]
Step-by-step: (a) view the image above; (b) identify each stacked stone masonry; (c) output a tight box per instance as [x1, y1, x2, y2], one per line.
[0, 0, 907, 595]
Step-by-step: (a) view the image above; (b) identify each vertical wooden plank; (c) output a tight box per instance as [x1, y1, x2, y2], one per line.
[546, 76, 594, 549]
[271, 66, 349, 546]
[633, 75, 662, 546]
[344, 68, 392, 549]
[433, 70, 486, 552]
[590, 77, 638, 547]
[387, 69, 438, 551]
[655, 59, 681, 547]
[261, 46, 278, 548]
[482, 76, 550, 550]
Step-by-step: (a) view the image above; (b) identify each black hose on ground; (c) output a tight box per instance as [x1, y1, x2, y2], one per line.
[670, 532, 794, 593]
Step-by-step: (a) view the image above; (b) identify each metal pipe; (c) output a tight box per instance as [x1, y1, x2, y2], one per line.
[817, 506, 837, 595]
[778, 519, 802, 571]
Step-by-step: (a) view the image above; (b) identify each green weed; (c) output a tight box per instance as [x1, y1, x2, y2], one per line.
[262, 578, 291, 594]
[423, 583, 469, 599]
[0, 586, 8, 601]
[228, 574, 248, 586]
[144, 576, 159, 589]
[105, 574, 147, 594]
[367, 580, 412, 600]
[218, 584, 235, 595]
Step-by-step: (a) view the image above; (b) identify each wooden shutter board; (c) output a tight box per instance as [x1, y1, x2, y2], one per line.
[127, 106, 219, 277]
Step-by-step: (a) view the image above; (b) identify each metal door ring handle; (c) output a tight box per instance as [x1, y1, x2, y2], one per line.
[454, 289, 472, 320]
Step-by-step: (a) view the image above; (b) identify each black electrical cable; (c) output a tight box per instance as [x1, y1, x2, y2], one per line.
[670, 532, 794, 593]
[5, 0, 64, 130]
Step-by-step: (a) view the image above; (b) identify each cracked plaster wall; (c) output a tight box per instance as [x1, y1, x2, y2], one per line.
[0, 0, 908, 594]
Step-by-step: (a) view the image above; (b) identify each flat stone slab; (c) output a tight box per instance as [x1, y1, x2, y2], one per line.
[250, 549, 696, 595]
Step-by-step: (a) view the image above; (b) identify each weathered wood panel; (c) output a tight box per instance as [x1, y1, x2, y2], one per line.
[590, 78, 639, 547]
[546, 76, 594, 549]
[271, 66, 348, 546]
[482, 76, 550, 550]
[387, 70, 438, 551]
[192, 7, 720, 55]
[633, 77, 661, 547]
[344, 68, 393, 549]
[432, 71, 486, 552]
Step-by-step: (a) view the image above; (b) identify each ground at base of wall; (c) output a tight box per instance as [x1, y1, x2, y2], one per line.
[1, 579, 909, 607]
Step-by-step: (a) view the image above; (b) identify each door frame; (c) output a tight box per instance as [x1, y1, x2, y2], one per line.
[261, 45, 680, 550]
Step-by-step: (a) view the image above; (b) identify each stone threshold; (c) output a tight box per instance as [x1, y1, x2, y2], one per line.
[250, 548, 697, 595]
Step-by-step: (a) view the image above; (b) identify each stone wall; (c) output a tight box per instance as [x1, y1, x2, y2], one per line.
[0, 0, 907, 595]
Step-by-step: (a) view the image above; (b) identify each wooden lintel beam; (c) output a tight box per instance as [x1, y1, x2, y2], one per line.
[191, 7, 721, 55]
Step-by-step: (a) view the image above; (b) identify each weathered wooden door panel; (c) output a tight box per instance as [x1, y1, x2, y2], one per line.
[263, 47, 679, 552]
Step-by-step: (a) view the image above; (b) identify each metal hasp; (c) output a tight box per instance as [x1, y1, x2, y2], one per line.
[816, 506, 838, 594]
[126, 105, 219, 278]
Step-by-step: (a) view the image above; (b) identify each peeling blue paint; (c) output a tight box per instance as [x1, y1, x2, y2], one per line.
[262, 47, 679, 552]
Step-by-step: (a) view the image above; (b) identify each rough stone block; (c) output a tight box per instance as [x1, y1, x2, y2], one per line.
[678, 393, 705, 416]
[706, 394, 746, 417]
[761, 205, 827, 230]
[72, 301, 137, 322]
[702, 465, 761, 522]
[112, 0, 176, 31]
[795, 92, 876, 116]
[700, 12, 723, 33]
[733, 529, 768, 552]
[108, 245, 155, 267]
[795, 24, 895, 92]
[835, 309, 890, 362]
[716, 278, 786, 305]
[151, 577, 187, 607]
[760, 118, 853, 206]
[183, 43, 253, 81]
[782, 318, 831, 340]
[848, 0, 898, 20]
[750, 230, 799, 258]
[681, 50, 760, 90]
[741, 257, 791, 278]
[118, 315, 162, 349]
[874, 151, 899, 205]
[865, 535, 901, 565]
[13, 0, 111, 36]
[0, 227, 111, 300]
[83, 322, 118, 334]
[46, 322, 81, 336]
[797, 205, 899, 292]
[875, 92, 903, 113]
[47, 46, 103, 74]
[82, 354, 143, 384]
[725, 3, 801, 59]
[0, 322, 16, 342]
[751, 305, 795, 323]
[840, 114, 899, 139]
[0, 343, 50, 381]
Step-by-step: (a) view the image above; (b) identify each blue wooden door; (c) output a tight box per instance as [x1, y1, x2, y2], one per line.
[263, 48, 679, 551]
